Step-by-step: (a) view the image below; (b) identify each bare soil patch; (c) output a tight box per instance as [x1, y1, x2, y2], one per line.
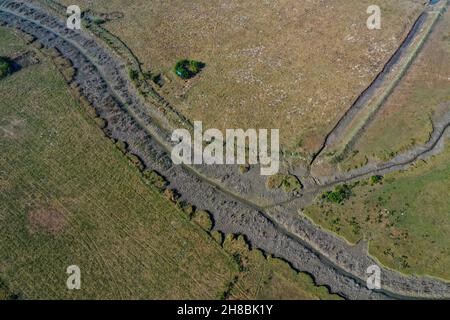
[27, 207, 68, 235]
[0, 117, 24, 140]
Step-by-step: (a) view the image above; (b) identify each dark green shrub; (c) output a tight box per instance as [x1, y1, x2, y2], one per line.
[189, 60, 203, 73]
[142, 71, 153, 80]
[174, 59, 205, 79]
[129, 68, 139, 82]
[0, 57, 13, 79]
[370, 175, 383, 184]
[322, 184, 352, 204]
[152, 73, 163, 86]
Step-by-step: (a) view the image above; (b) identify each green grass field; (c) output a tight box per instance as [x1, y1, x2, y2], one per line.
[305, 145, 450, 280]
[0, 27, 338, 300]
[0, 29, 238, 299]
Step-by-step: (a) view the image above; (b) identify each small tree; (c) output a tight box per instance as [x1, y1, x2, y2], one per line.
[174, 59, 205, 79]
[0, 57, 13, 79]
[192, 210, 213, 231]
[322, 184, 352, 204]
[370, 175, 383, 184]
[128, 68, 139, 82]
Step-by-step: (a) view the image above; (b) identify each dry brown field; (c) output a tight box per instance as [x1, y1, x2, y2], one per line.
[60, 0, 424, 158]
[341, 7, 450, 170]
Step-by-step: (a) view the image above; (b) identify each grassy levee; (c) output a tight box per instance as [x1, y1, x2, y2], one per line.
[324, 4, 446, 164]
[0, 27, 339, 300]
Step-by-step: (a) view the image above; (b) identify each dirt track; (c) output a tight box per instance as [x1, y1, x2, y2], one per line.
[1, 0, 450, 299]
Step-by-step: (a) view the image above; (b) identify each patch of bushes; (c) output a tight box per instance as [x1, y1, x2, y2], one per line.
[164, 188, 180, 203]
[266, 174, 302, 193]
[210, 230, 224, 245]
[53, 56, 71, 68]
[151, 73, 163, 86]
[81, 97, 97, 117]
[266, 174, 284, 190]
[222, 234, 251, 273]
[217, 277, 238, 300]
[330, 217, 342, 232]
[143, 170, 169, 192]
[126, 153, 145, 171]
[178, 201, 196, 219]
[192, 210, 213, 232]
[223, 234, 250, 254]
[0, 57, 13, 79]
[115, 140, 128, 154]
[46, 47, 61, 58]
[143, 71, 163, 86]
[92, 17, 106, 25]
[61, 67, 75, 82]
[142, 71, 153, 81]
[129, 68, 139, 82]
[53, 55, 75, 83]
[394, 255, 410, 270]
[322, 184, 352, 204]
[94, 117, 107, 129]
[281, 175, 303, 193]
[174, 59, 205, 79]
[370, 175, 383, 184]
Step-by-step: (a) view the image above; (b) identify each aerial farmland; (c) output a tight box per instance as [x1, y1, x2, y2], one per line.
[0, 0, 449, 305]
